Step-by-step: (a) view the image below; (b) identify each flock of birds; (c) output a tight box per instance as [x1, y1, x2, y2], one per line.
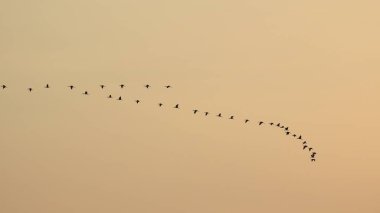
[1, 83, 317, 162]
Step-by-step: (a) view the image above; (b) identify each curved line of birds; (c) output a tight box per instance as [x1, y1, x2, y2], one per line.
[1, 83, 317, 162]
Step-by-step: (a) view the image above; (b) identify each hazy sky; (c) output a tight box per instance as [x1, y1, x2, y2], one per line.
[1, 0, 379, 212]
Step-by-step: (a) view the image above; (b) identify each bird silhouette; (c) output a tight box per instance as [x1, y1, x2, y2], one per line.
[145, 84, 150, 89]
[292, 134, 297, 137]
[100, 85, 105, 89]
[303, 141, 307, 145]
[284, 127, 289, 131]
[280, 126, 284, 128]
[245, 119, 250, 123]
[277, 123, 281, 127]
[120, 84, 125, 89]
[193, 109, 198, 114]
[2, 85, 7, 89]
[229, 116, 234, 120]
[158, 103, 163, 107]
[117, 96, 122, 100]
[311, 152, 317, 157]
[311, 158, 316, 162]
[174, 104, 179, 109]
[259, 121, 264, 125]
[285, 132, 290, 135]
[269, 122, 274, 125]
[309, 147, 313, 151]
[83, 91, 88, 95]
[165, 85, 171, 88]
[136, 100, 140, 104]
[28, 88, 33, 92]
[217, 113, 222, 117]
[108, 95, 112, 98]
[298, 135, 302, 140]
[68, 85, 75, 90]
[303, 145, 308, 150]
[45, 84, 49, 88]
[205, 112, 209, 116]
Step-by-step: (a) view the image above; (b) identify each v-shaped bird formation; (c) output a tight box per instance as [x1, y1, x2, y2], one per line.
[0, 83, 317, 162]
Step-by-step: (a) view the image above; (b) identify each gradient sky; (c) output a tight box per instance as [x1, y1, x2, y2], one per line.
[1, 0, 380, 212]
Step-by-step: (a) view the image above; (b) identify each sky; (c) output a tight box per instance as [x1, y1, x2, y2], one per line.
[0, 0, 380, 212]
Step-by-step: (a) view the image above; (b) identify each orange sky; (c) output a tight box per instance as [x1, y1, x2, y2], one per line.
[1, 1, 379, 212]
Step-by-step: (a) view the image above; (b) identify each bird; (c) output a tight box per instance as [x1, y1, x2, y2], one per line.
[277, 123, 281, 127]
[280, 126, 285, 128]
[303, 141, 307, 145]
[258, 121, 264, 125]
[158, 103, 163, 107]
[229, 116, 234, 120]
[193, 109, 198, 114]
[309, 147, 313, 151]
[120, 84, 125, 89]
[83, 91, 88, 95]
[311, 152, 317, 157]
[165, 85, 171, 88]
[135, 100, 140, 104]
[205, 112, 209, 116]
[298, 135, 302, 140]
[117, 96, 122, 100]
[1, 85, 7, 89]
[108, 95, 112, 98]
[145, 84, 150, 89]
[217, 113, 222, 117]
[292, 134, 297, 137]
[245, 119, 250, 123]
[100, 85, 105, 89]
[285, 132, 290, 135]
[269, 122, 274, 125]
[174, 104, 179, 109]
[28, 88, 33, 92]
[311, 158, 316, 162]
[68, 85, 75, 90]
[45, 84, 49, 88]
[284, 127, 289, 131]
[303, 145, 308, 150]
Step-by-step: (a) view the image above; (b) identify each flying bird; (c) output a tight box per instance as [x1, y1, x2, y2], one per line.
[303, 145, 308, 150]
[229, 116, 234, 120]
[1, 85, 7, 89]
[311, 152, 317, 157]
[311, 158, 316, 162]
[205, 112, 209, 116]
[298, 135, 302, 140]
[193, 109, 198, 114]
[117, 96, 122, 100]
[145, 84, 150, 89]
[245, 119, 250, 123]
[303, 141, 307, 145]
[309, 147, 313, 151]
[100, 85, 105, 89]
[83, 91, 88, 95]
[284, 127, 289, 131]
[68, 85, 75, 90]
[292, 134, 297, 137]
[285, 132, 290, 135]
[158, 103, 163, 107]
[277, 123, 281, 127]
[165, 85, 171, 88]
[45, 84, 49, 88]
[269, 122, 274, 125]
[136, 100, 140, 104]
[28, 88, 33, 92]
[174, 104, 179, 109]
[108, 95, 112, 98]
[259, 121, 264, 125]
[217, 113, 222, 117]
